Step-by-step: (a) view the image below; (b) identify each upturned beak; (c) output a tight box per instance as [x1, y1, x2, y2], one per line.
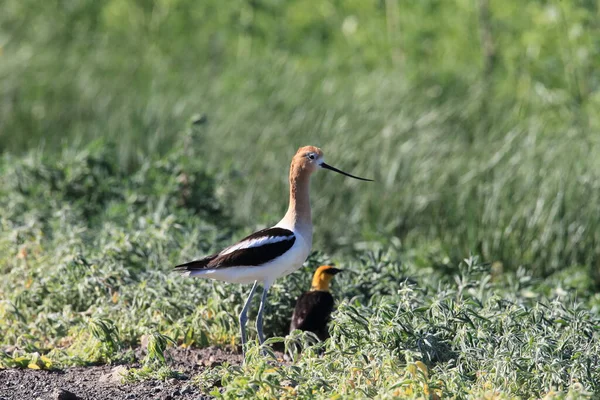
[321, 162, 373, 181]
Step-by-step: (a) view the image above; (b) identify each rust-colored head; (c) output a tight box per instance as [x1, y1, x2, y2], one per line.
[311, 265, 342, 291]
[290, 146, 325, 176]
[289, 145, 373, 181]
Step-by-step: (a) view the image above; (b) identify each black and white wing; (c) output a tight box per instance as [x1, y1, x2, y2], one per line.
[174, 227, 296, 272]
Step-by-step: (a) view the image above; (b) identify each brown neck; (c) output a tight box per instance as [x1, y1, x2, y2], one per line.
[284, 163, 312, 229]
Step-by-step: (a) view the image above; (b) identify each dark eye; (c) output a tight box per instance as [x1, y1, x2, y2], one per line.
[308, 154, 316, 160]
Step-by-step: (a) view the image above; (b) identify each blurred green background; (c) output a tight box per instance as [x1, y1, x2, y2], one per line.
[2, 0, 600, 281]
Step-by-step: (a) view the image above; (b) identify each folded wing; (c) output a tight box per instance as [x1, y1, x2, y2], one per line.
[174, 227, 296, 271]
[290, 291, 335, 341]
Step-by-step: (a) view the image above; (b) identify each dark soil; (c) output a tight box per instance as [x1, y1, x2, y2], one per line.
[0, 346, 247, 400]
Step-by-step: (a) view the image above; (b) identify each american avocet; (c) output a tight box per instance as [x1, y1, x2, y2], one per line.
[174, 146, 371, 352]
[290, 265, 341, 341]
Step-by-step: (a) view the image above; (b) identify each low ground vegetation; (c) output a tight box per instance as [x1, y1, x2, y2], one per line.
[2, 1, 600, 398]
[1, 145, 598, 398]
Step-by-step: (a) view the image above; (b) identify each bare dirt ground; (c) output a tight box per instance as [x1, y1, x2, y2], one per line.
[0, 346, 247, 400]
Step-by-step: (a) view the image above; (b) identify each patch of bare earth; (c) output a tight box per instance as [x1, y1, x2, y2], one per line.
[0, 346, 245, 400]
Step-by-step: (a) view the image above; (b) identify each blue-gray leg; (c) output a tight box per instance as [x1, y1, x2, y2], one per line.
[239, 280, 259, 352]
[256, 282, 271, 345]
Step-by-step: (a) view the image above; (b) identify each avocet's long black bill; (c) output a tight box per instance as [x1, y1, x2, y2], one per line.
[321, 162, 373, 181]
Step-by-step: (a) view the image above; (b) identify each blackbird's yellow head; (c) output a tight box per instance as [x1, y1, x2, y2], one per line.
[310, 265, 342, 292]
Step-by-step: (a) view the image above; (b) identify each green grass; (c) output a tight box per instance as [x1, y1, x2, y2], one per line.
[1, 144, 599, 398]
[2, 0, 600, 277]
[2, 0, 600, 398]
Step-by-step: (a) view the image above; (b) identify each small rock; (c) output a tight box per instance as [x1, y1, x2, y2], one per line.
[53, 388, 79, 400]
[125, 394, 136, 399]
[153, 385, 163, 393]
[181, 385, 193, 394]
[99, 365, 128, 383]
[202, 354, 220, 368]
[167, 378, 177, 385]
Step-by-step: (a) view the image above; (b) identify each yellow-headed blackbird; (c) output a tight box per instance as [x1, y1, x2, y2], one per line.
[290, 265, 341, 341]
